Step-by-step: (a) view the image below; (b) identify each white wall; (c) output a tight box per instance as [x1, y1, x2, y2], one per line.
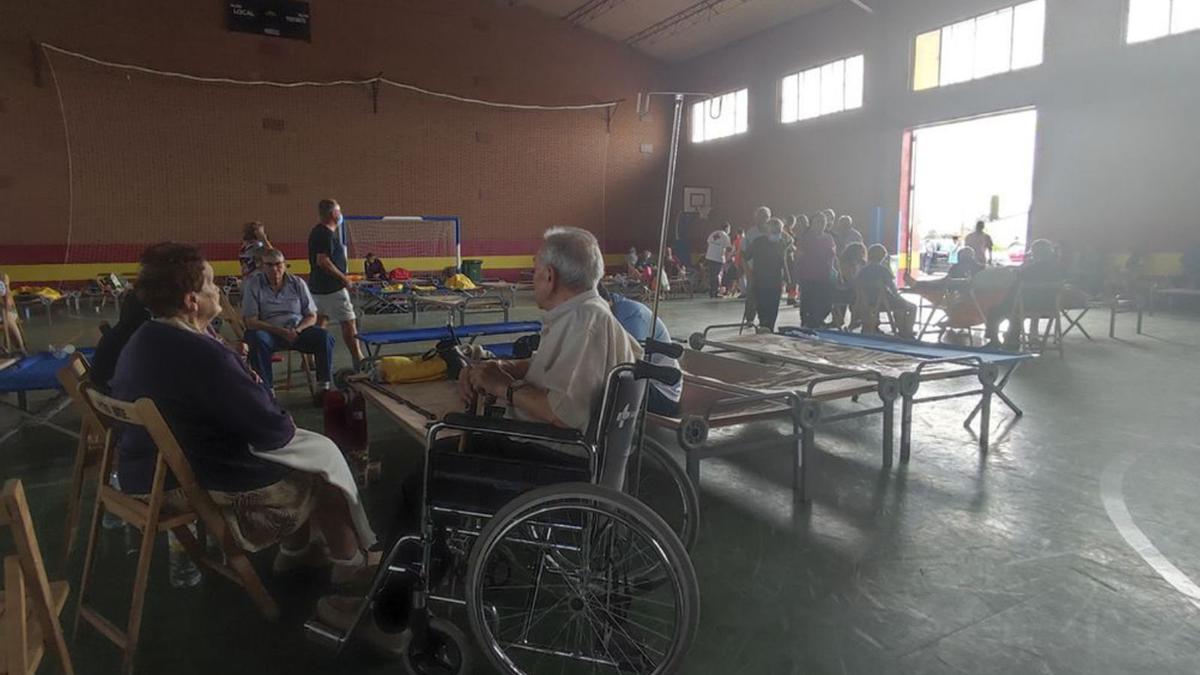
[673, 0, 1200, 266]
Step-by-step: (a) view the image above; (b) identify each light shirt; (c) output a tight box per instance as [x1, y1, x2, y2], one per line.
[521, 289, 642, 433]
[965, 231, 992, 263]
[241, 272, 317, 329]
[705, 230, 732, 263]
[609, 293, 682, 404]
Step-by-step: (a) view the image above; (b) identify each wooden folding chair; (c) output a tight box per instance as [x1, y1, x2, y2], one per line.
[1014, 282, 1065, 357]
[855, 287, 896, 336]
[1, 479, 74, 675]
[74, 385, 279, 675]
[219, 289, 314, 394]
[54, 354, 107, 567]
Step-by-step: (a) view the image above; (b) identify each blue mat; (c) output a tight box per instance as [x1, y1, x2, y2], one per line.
[0, 349, 96, 393]
[359, 322, 541, 346]
[776, 327, 1029, 365]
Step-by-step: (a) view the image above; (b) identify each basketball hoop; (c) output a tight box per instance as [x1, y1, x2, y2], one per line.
[697, 206, 712, 219]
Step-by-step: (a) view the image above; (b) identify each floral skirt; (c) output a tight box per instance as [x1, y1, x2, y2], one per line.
[153, 471, 317, 553]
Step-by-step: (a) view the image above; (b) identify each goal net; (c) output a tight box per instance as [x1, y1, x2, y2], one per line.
[342, 215, 461, 272]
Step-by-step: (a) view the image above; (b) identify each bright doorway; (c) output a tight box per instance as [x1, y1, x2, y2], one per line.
[900, 108, 1038, 273]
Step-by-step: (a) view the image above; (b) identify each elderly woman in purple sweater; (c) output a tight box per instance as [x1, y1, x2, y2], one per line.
[110, 243, 374, 584]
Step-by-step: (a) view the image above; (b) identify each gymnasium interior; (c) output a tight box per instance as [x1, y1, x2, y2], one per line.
[2, 1, 1199, 674]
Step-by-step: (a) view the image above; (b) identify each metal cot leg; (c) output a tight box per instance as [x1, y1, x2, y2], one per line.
[882, 398, 894, 468]
[876, 381, 897, 469]
[979, 386, 992, 452]
[900, 395, 914, 463]
[797, 425, 815, 507]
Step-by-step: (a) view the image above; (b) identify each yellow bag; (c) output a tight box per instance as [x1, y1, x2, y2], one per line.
[444, 273, 477, 290]
[378, 354, 448, 383]
[383, 283, 405, 292]
[16, 286, 63, 301]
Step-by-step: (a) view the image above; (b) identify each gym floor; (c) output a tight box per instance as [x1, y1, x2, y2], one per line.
[3, 294, 1199, 674]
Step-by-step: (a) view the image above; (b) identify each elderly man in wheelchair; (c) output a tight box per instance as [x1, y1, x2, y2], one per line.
[307, 227, 699, 675]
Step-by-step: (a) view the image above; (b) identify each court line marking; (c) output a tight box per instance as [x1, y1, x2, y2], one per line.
[1100, 452, 1200, 610]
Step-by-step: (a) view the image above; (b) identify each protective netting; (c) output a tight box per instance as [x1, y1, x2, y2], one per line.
[37, 46, 616, 267]
[343, 218, 458, 268]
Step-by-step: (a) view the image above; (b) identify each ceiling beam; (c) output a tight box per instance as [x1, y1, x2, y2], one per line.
[624, 0, 753, 46]
[562, 0, 627, 25]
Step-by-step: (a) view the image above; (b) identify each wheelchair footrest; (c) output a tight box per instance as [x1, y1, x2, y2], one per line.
[303, 618, 348, 650]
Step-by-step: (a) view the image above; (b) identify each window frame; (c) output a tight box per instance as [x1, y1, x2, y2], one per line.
[689, 87, 750, 145]
[910, 0, 1046, 92]
[1124, 0, 1200, 44]
[777, 53, 867, 126]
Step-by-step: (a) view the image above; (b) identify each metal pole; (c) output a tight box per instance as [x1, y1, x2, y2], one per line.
[649, 93, 684, 332]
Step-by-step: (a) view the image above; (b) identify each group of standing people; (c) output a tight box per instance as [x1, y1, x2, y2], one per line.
[705, 206, 893, 332]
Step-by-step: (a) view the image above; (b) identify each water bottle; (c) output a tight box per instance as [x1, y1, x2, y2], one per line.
[101, 471, 123, 530]
[168, 527, 203, 588]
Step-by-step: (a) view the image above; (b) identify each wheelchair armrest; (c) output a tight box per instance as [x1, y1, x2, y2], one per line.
[644, 338, 684, 359]
[441, 412, 584, 444]
[633, 360, 682, 387]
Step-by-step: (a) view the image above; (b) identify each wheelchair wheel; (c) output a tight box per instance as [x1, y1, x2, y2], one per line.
[465, 483, 699, 675]
[627, 438, 700, 553]
[401, 616, 474, 675]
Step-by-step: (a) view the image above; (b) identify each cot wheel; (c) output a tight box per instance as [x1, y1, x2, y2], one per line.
[465, 483, 699, 675]
[627, 438, 700, 553]
[401, 616, 474, 675]
[687, 332, 705, 351]
[677, 415, 708, 453]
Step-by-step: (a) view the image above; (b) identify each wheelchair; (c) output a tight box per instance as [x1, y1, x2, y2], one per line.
[307, 354, 701, 675]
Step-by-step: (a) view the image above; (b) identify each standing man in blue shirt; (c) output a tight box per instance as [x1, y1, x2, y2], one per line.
[307, 199, 365, 368]
[243, 248, 336, 402]
[596, 285, 682, 416]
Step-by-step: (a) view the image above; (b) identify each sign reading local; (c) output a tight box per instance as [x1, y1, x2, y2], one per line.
[227, 1, 311, 41]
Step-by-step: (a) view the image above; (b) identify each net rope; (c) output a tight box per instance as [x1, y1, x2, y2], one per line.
[35, 44, 617, 268]
[344, 219, 458, 270]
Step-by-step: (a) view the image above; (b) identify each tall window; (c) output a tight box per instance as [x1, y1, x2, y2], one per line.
[690, 89, 749, 143]
[1127, 0, 1200, 43]
[913, 0, 1045, 91]
[780, 55, 865, 124]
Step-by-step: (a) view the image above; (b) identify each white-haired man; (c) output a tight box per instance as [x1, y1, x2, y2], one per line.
[317, 227, 646, 641]
[460, 227, 642, 436]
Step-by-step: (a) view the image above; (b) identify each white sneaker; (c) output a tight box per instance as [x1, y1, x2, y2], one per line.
[331, 549, 378, 588]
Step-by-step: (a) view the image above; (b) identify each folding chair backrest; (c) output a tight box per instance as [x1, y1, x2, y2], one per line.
[56, 354, 102, 432]
[1, 479, 73, 675]
[55, 353, 109, 565]
[850, 282, 895, 335]
[219, 289, 246, 341]
[1017, 281, 1064, 318]
[587, 366, 647, 491]
[78, 386, 232, 552]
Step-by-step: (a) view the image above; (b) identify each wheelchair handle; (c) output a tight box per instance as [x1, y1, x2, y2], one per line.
[644, 338, 684, 359]
[634, 360, 682, 387]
